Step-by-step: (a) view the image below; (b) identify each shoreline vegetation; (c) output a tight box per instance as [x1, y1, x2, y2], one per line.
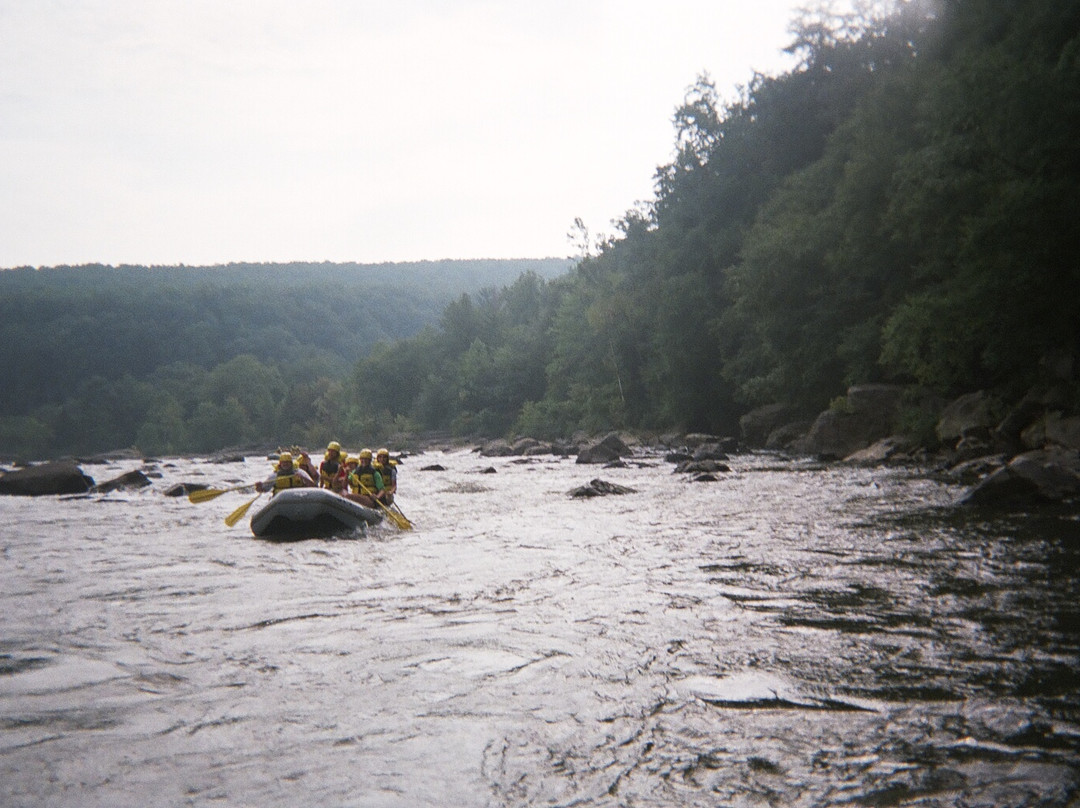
[4, 386, 1080, 509]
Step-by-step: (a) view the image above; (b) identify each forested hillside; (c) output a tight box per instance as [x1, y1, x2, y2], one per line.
[0, 259, 570, 457]
[4, 0, 1078, 460]
[349, 0, 1080, 443]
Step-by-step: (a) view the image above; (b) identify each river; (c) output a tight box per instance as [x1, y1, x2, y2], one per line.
[1, 449, 1078, 806]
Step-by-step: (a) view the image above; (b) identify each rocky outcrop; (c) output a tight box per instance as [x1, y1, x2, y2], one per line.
[842, 437, 910, 466]
[936, 390, 1003, 445]
[0, 461, 95, 496]
[792, 385, 907, 459]
[961, 448, 1080, 508]
[575, 433, 633, 465]
[478, 437, 572, 457]
[740, 404, 802, 447]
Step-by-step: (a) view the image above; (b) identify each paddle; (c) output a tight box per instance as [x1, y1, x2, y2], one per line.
[391, 501, 412, 524]
[357, 481, 412, 530]
[188, 483, 254, 504]
[224, 491, 264, 527]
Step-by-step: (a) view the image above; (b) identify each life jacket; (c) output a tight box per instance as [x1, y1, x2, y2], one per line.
[349, 465, 383, 495]
[319, 457, 341, 487]
[373, 460, 397, 488]
[273, 468, 308, 493]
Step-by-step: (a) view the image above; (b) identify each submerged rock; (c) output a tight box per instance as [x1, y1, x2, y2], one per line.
[673, 459, 731, 474]
[90, 469, 153, 494]
[567, 478, 637, 498]
[164, 482, 211, 497]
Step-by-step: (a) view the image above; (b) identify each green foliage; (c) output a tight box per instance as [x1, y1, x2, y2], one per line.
[6, 1, 1076, 456]
[0, 259, 569, 458]
[307, 0, 1080, 446]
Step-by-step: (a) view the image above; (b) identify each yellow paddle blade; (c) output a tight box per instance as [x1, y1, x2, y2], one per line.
[224, 492, 262, 527]
[391, 503, 412, 527]
[357, 481, 411, 529]
[374, 498, 411, 530]
[188, 487, 228, 503]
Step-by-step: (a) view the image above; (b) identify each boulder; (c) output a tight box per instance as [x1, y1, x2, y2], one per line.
[843, 437, 908, 466]
[961, 448, 1080, 508]
[673, 459, 731, 474]
[567, 478, 637, 498]
[944, 454, 1007, 486]
[793, 385, 907, 459]
[766, 420, 814, 450]
[511, 437, 542, 454]
[692, 442, 731, 461]
[164, 482, 211, 497]
[936, 391, 1002, 445]
[90, 469, 153, 494]
[208, 451, 247, 464]
[1044, 412, 1080, 451]
[575, 433, 632, 465]
[479, 438, 515, 457]
[576, 443, 621, 464]
[740, 404, 801, 447]
[0, 461, 95, 496]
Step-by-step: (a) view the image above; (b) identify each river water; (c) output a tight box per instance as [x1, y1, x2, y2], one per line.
[1, 449, 1078, 806]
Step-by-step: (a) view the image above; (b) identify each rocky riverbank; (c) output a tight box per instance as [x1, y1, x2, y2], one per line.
[3, 381, 1079, 510]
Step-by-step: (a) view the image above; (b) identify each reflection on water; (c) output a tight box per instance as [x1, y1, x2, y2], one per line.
[1, 451, 1077, 806]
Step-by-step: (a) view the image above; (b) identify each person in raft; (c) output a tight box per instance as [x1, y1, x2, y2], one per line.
[296, 449, 319, 483]
[319, 440, 345, 492]
[338, 453, 358, 493]
[346, 448, 385, 508]
[255, 451, 316, 494]
[373, 448, 397, 505]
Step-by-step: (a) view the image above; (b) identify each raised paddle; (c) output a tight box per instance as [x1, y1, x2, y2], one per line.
[188, 483, 254, 504]
[224, 491, 264, 527]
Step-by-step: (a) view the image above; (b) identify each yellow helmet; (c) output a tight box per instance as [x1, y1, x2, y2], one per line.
[376, 448, 389, 459]
[343, 454, 358, 466]
[277, 451, 293, 466]
[327, 441, 341, 453]
[359, 448, 373, 460]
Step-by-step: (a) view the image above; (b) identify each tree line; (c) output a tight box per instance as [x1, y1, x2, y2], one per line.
[350, 0, 1079, 444]
[4, 0, 1077, 460]
[0, 259, 570, 458]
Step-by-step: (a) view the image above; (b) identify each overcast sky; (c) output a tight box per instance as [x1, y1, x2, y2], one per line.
[1, 1, 806, 268]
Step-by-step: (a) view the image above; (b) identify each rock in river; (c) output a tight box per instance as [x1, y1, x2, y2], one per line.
[0, 461, 95, 496]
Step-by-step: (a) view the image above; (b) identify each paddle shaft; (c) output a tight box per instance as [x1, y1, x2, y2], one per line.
[188, 483, 254, 503]
[225, 491, 264, 527]
[357, 481, 411, 529]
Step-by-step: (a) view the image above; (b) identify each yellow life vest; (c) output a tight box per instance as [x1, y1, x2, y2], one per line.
[349, 467, 382, 495]
[273, 471, 308, 492]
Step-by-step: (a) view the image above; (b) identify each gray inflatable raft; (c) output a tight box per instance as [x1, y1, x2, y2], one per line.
[250, 487, 382, 539]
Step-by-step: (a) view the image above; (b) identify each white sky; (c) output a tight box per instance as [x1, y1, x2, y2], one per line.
[0, 1, 803, 268]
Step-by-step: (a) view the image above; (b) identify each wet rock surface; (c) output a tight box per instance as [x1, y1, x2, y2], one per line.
[0, 461, 94, 496]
